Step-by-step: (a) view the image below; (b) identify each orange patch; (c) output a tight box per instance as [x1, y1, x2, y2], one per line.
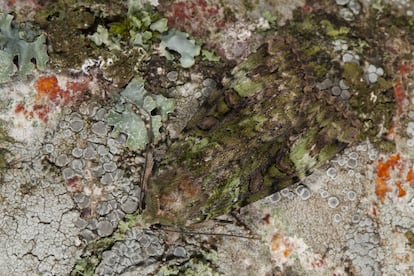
[271, 233, 293, 258]
[374, 154, 412, 203]
[271, 233, 283, 252]
[399, 62, 411, 77]
[14, 103, 25, 113]
[393, 81, 405, 113]
[372, 205, 377, 216]
[374, 154, 405, 202]
[35, 75, 62, 103]
[395, 182, 407, 197]
[376, 161, 390, 178]
[406, 169, 414, 182]
[20, 75, 90, 123]
[387, 124, 396, 140]
[283, 248, 292, 257]
[375, 177, 393, 203]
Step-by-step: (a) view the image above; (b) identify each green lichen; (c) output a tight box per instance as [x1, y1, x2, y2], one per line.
[201, 49, 221, 62]
[159, 29, 201, 68]
[71, 213, 142, 275]
[88, 25, 122, 51]
[71, 256, 100, 276]
[0, 13, 48, 83]
[90, 4, 167, 50]
[118, 214, 138, 234]
[106, 77, 175, 151]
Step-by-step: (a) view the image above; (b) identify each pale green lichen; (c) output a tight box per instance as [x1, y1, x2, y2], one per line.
[201, 49, 221, 62]
[88, 3, 167, 51]
[88, 25, 122, 51]
[159, 29, 201, 68]
[0, 13, 48, 83]
[106, 77, 175, 151]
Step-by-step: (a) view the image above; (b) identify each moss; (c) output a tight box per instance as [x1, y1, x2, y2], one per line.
[342, 62, 363, 87]
[215, 98, 231, 115]
[231, 77, 264, 97]
[405, 230, 414, 249]
[320, 19, 350, 38]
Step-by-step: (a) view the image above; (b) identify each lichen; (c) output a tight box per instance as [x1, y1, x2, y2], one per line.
[0, 120, 14, 177]
[0, 13, 48, 83]
[106, 77, 175, 151]
[159, 29, 201, 68]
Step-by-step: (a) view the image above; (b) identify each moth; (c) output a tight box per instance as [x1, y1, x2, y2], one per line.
[142, 8, 395, 226]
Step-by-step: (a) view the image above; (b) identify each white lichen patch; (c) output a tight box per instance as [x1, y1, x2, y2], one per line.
[237, 136, 414, 275]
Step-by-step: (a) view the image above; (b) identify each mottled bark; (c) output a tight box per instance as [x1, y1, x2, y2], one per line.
[144, 9, 396, 226]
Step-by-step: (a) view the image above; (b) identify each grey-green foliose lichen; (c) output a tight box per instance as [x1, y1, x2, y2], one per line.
[0, 13, 48, 83]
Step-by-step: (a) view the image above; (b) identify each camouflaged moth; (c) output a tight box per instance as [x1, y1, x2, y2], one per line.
[143, 7, 395, 226]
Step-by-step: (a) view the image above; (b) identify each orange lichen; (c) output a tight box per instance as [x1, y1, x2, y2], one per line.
[406, 168, 414, 182]
[271, 233, 293, 258]
[376, 154, 400, 179]
[35, 74, 89, 106]
[283, 248, 292, 257]
[271, 233, 284, 251]
[17, 75, 90, 123]
[374, 154, 412, 203]
[388, 154, 401, 167]
[32, 104, 50, 123]
[375, 177, 393, 203]
[376, 161, 390, 179]
[394, 81, 406, 114]
[35, 75, 63, 103]
[395, 182, 407, 197]
[398, 62, 413, 78]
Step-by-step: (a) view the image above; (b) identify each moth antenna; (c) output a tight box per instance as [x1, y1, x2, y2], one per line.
[154, 224, 259, 240]
[130, 102, 154, 211]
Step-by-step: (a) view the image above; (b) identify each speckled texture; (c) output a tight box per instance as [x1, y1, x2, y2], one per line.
[2, 0, 414, 275]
